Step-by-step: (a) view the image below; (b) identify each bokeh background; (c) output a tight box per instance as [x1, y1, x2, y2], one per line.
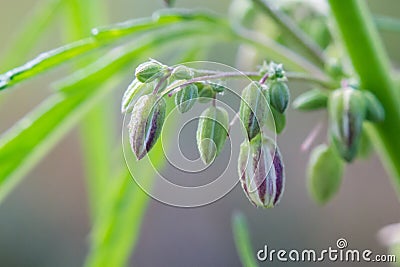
[1, 0, 400, 266]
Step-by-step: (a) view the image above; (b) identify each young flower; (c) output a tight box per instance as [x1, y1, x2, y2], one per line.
[171, 65, 194, 80]
[238, 134, 285, 208]
[129, 94, 166, 160]
[135, 60, 166, 83]
[175, 83, 198, 113]
[328, 87, 366, 162]
[197, 83, 216, 103]
[362, 91, 385, 122]
[196, 106, 229, 164]
[239, 81, 269, 140]
[292, 89, 328, 111]
[121, 79, 153, 113]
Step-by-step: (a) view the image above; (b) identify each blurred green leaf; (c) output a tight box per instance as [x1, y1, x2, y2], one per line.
[232, 212, 259, 267]
[374, 15, 400, 33]
[0, 0, 66, 70]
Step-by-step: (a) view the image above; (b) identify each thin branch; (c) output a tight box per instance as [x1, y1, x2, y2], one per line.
[251, 0, 326, 68]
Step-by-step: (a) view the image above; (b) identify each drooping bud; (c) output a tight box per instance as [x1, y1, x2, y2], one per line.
[135, 60, 165, 83]
[196, 106, 229, 164]
[198, 83, 216, 103]
[363, 91, 385, 122]
[171, 65, 194, 80]
[239, 81, 269, 140]
[328, 87, 366, 162]
[269, 81, 290, 113]
[270, 106, 286, 134]
[292, 89, 328, 111]
[307, 144, 344, 204]
[175, 83, 198, 113]
[238, 134, 285, 208]
[129, 94, 166, 160]
[121, 79, 153, 113]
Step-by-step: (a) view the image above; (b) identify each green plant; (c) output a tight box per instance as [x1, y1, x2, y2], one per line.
[1, 0, 400, 266]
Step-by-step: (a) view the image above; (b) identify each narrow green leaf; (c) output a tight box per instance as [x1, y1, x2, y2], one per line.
[232, 212, 259, 267]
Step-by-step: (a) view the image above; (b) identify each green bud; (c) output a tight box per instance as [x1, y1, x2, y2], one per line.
[238, 134, 285, 208]
[175, 84, 198, 113]
[307, 144, 344, 204]
[269, 81, 290, 113]
[196, 106, 229, 164]
[210, 83, 225, 93]
[292, 89, 328, 111]
[129, 95, 166, 160]
[121, 79, 153, 113]
[135, 61, 165, 83]
[358, 128, 372, 159]
[363, 91, 385, 122]
[328, 87, 366, 162]
[239, 81, 269, 140]
[172, 65, 194, 80]
[270, 106, 286, 134]
[198, 84, 216, 103]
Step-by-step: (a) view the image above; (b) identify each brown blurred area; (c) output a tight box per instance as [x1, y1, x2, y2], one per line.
[1, 0, 400, 266]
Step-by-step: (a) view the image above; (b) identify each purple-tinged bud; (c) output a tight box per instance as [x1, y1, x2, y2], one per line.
[129, 94, 166, 160]
[328, 87, 366, 162]
[238, 134, 285, 208]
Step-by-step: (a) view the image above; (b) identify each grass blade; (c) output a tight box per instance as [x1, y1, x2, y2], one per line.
[232, 212, 259, 267]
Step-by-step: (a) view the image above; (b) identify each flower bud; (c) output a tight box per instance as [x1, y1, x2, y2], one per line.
[292, 89, 328, 111]
[363, 91, 385, 122]
[239, 81, 269, 140]
[198, 83, 216, 103]
[270, 106, 286, 134]
[210, 83, 225, 93]
[196, 106, 229, 164]
[135, 61, 165, 83]
[172, 65, 193, 80]
[121, 79, 152, 113]
[307, 144, 343, 204]
[129, 94, 166, 160]
[238, 134, 285, 208]
[269, 81, 290, 113]
[328, 87, 366, 162]
[175, 83, 198, 113]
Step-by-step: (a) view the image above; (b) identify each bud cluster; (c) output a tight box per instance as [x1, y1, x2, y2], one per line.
[122, 60, 290, 209]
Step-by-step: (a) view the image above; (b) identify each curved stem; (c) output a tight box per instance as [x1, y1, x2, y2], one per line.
[329, 0, 400, 195]
[251, 0, 326, 68]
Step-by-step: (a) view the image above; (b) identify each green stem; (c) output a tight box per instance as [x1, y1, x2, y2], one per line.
[328, 0, 400, 194]
[251, 0, 326, 68]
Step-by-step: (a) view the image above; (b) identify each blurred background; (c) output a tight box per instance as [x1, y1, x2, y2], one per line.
[1, 0, 400, 266]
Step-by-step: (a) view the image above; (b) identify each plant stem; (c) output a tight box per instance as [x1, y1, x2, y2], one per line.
[328, 0, 400, 194]
[251, 0, 326, 68]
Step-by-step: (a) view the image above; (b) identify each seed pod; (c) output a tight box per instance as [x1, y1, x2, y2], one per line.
[196, 106, 229, 164]
[292, 89, 328, 111]
[198, 84, 216, 103]
[307, 144, 344, 204]
[129, 94, 166, 160]
[121, 79, 153, 113]
[269, 81, 290, 113]
[328, 87, 366, 162]
[238, 134, 285, 208]
[239, 82, 269, 140]
[175, 84, 198, 113]
[363, 91, 385, 122]
[135, 61, 164, 83]
[172, 65, 194, 80]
